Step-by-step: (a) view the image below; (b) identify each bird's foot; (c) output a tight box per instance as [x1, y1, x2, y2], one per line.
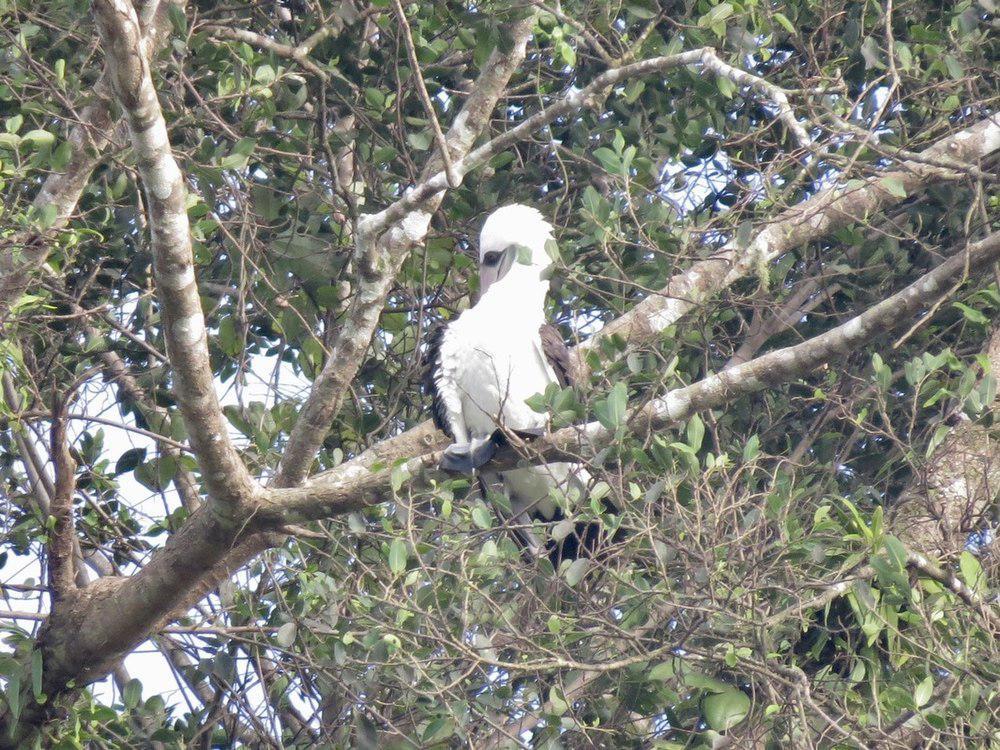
[439, 435, 501, 474]
[438, 428, 547, 473]
[510, 427, 545, 441]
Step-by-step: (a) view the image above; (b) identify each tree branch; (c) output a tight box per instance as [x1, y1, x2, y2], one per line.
[272, 13, 537, 487]
[262, 229, 1000, 523]
[92, 0, 255, 511]
[47, 396, 78, 601]
[282, 114, 1000, 499]
[392, 0, 460, 187]
[2, 374, 109, 583]
[725, 279, 843, 368]
[905, 552, 999, 630]
[203, 18, 359, 82]
[360, 47, 815, 237]
[587, 113, 1000, 360]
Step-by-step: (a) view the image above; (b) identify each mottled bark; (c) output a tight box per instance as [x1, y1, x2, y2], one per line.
[587, 114, 1000, 360]
[93, 0, 254, 512]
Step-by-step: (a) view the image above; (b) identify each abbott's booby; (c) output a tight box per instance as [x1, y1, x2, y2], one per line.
[423, 204, 608, 563]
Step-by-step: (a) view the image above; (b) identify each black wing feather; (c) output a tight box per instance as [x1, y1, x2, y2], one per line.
[539, 323, 574, 389]
[421, 321, 454, 440]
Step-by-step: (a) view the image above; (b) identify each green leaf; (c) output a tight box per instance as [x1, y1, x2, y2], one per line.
[388, 538, 407, 575]
[649, 660, 675, 681]
[684, 672, 730, 692]
[544, 238, 561, 264]
[276, 622, 297, 647]
[364, 87, 385, 108]
[422, 716, 454, 742]
[123, 678, 143, 710]
[548, 687, 569, 715]
[686, 414, 705, 452]
[390, 462, 409, 493]
[925, 423, 950, 458]
[115, 447, 147, 476]
[168, 3, 187, 34]
[703, 689, 750, 731]
[471, 505, 493, 529]
[564, 558, 591, 586]
[598, 381, 628, 430]
[914, 675, 933, 707]
[254, 64, 276, 84]
[773, 12, 796, 34]
[593, 147, 619, 172]
[22, 129, 55, 148]
[953, 302, 988, 325]
[959, 551, 985, 594]
[882, 534, 908, 571]
[699, 2, 734, 27]
[882, 176, 907, 198]
[6, 674, 21, 725]
[30, 650, 42, 700]
[50, 141, 71, 171]
[406, 130, 432, 151]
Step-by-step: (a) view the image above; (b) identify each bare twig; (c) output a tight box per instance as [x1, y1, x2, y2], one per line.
[392, 0, 460, 187]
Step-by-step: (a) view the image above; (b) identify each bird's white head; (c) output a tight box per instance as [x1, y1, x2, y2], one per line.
[477, 204, 556, 296]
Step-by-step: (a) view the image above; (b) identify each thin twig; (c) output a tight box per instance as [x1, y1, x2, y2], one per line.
[392, 0, 460, 187]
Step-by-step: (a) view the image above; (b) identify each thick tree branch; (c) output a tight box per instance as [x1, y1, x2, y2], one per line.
[92, 0, 254, 511]
[273, 43, 824, 486]
[7, 191, 995, 750]
[0, 0, 183, 327]
[7, 30, 995, 739]
[272, 14, 536, 487]
[47, 397, 78, 601]
[587, 113, 1000, 360]
[263, 230, 1000, 522]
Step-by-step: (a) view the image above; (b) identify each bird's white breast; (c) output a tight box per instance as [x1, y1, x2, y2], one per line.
[439, 297, 555, 439]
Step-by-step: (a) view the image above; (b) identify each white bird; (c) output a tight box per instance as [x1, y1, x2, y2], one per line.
[423, 204, 609, 563]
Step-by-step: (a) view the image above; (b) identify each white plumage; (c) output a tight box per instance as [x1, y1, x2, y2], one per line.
[425, 205, 596, 560]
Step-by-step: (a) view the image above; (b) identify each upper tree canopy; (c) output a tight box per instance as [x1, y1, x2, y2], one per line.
[0, 0, 997, 746]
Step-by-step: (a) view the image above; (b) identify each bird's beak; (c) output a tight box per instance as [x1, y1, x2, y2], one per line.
[478, 246, 516, 295]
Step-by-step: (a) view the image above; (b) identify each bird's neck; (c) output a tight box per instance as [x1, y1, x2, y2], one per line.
[481, 270, 550, 313]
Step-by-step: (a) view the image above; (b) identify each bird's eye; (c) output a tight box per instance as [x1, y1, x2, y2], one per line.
[482, 251, 501, 266]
